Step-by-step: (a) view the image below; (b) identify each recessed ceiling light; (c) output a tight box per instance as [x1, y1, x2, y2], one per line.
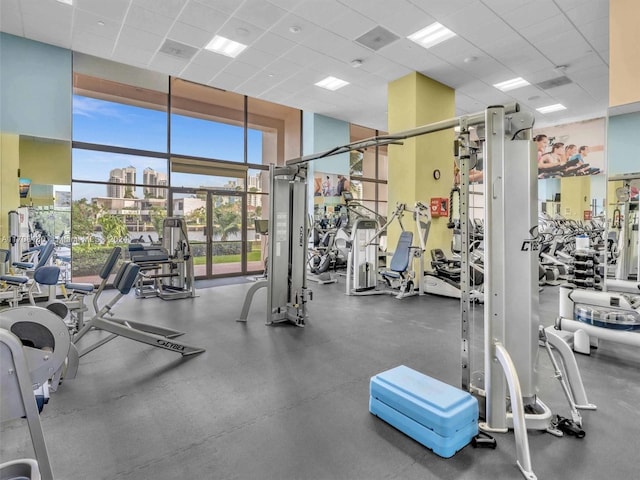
[536, 104, 567, 114]
[464, 56, 478, 63]
[351, 59, 363, 68]
[289, 25, 301, 34]
[315, 76, 349, 91]
[97, 21, 105, 26]
[493, 77, 530, 92]
[205, 35, 247, 58]
[407, 22, 456, 49]
[56, 0, 73, 5]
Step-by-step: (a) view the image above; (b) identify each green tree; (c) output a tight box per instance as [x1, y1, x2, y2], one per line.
[124, 188, 135, 199]
[97, 214, 129, 245]
[72, 198, 101, 243]
[187, 206, 206, 225]
[150, 206, 167, 238]
[212, 203, 240, 241]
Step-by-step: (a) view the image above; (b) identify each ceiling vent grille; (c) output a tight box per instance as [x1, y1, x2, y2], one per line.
[355, 26, 399, 51]
[159, 39, 198, 60]
[536, 76, 573, 90]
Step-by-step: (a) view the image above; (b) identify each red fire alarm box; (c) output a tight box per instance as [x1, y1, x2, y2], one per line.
[430, 198, 449, 218]
[583, 210, 592, 221]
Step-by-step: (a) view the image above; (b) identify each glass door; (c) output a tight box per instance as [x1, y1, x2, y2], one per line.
[170, 188, 246, 278]
[210, 192, 244, 276]
[170, 188, 210, 278]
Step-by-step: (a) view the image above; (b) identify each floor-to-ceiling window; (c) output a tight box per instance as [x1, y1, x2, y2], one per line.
[71, 53, 302, 282]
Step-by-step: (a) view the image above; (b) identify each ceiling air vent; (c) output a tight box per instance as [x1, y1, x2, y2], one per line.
[159, 39, 198, 60]
[355, 26, 399, 51]
[536, 76, 573, 90]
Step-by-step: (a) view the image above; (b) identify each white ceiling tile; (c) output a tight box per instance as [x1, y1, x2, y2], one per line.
[167, 21, 212, 48]
[324, 9, 377, 40]
[265, 0, 305, 12]
[73, 9, 121, 39]
[269, 12, 324, 43]
[217, 17, 265, 45]
[234, 0, 288, 30]
[133, 0, 187, 18]
[149, 52, 190, 75]
[478, 0, 532, 15]
[235, 47, 278, 69]
[193, 0, 243, 15]
[252, 31, 296, 57]
[112, 44, 154, 67]
[381, 4, 437, 38]
[71, 31, 117, 58]
[76, 0, 131, 22]
[292, 0, 352, 27]
[209, 70, 246, 91]
[117, 26, 164, 53]
[499, 0, 560, 29]
[177, 1, 227, 33]
[519, 14, 574, 43]
[564, 2, 608, 25]
[409, 0, 473, 18]
[579, 16, 609, 40]
[124, 6, 175, 37]
[179, 61, 220, 84]
[190, 49, 233, 68]
[221, 60, 263, 78]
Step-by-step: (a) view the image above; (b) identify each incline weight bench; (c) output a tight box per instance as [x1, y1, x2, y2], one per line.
[73, 262, 205, 358]
[380, 231, 417, 299]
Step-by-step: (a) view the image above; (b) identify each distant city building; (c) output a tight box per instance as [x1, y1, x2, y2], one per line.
[143, 167, 167, 198]
[107, 166, 136, 198]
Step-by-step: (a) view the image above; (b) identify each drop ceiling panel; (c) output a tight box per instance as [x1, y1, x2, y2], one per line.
[238, 47, 280, 71]
[500, 0, 560, 30]
[72, 31, 116, 58]
[245, 33, 290, 60]
[324, 9, 378, 40]
[209, 70, 246, 91]
[234, 0, 288, 30]
[519, 13, 574, 43]
[116, 25, 164, 54]
[124, 6, 176, 37]
[176, 1, 227, 33]
[478, 0, 532, 15]
[133, 0, 187, 18]
[565, 3, 608, 25]
[409, 0, 473, 18]
[179, 61, 221, 85]
[149, 52, 191, 76]
[381, 4, 437, 38]
[292, 0, 352, 27]
[22, 16, 72, 48]
[217, 17, 266, 45]
[74, 9, 121, 39]
[112, 44, 155, 68]
[270, 13, 325, 43]
[76, 0, 131, 23]
[167, 21, 211, 48]
[192, 0, 244, 15]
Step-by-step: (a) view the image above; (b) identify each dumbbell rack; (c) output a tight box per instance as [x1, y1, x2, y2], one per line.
[571, 249, 601, 290]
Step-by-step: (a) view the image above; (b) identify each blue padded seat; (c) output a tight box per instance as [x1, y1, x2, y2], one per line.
[12, 261, 35, 270]
[381, 231, 413, 280]
[65, 283, 94, 293]
[113, 262, 141, 295]
[0, 275, 29, 285]
[33, 266, 61, 286]
[0, 249, 11, 263]
[66, 246, 121, 294]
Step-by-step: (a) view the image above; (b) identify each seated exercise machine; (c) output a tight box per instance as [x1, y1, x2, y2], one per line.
[61, 247, 122, 334]
[379, 231, 419, 299]
[73, 262, 205, 358]
[129, 218, 196, 300]
[423, 247, 484, 302]
[0, 305, 77, 480]
[555, 282, 640, 354]
[1, 241, 56, 307]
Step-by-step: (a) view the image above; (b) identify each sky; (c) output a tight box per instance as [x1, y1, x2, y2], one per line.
[72, 95, 263, 201]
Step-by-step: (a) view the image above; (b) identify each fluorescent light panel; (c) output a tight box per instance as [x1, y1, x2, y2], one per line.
[493, 77, 530, 92]
[205, 35, 247, 58]
[407, 22, 456, 49]
[536, 104, 567, 114]
[315, 76, 349, 91]
[56, 0, 73, 5]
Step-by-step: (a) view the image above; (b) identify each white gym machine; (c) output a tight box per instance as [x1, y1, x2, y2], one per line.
[0, 306, 78, 480]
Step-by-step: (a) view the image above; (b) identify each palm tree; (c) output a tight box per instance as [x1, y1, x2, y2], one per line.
[212, 203, 240, 241]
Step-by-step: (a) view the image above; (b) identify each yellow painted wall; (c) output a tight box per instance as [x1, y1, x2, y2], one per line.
[19, 136, 71, 186]
[0, 133, 20, 249]
[610, 0, 640, 107]
[560, 176, 591, 221]
[387, 72, 455, 254]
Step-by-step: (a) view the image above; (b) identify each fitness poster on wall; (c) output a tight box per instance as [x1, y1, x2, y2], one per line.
[534, 117, 605, 179]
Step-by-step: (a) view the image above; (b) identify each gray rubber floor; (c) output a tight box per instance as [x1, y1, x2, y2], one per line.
[2, 279, 639, 479]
